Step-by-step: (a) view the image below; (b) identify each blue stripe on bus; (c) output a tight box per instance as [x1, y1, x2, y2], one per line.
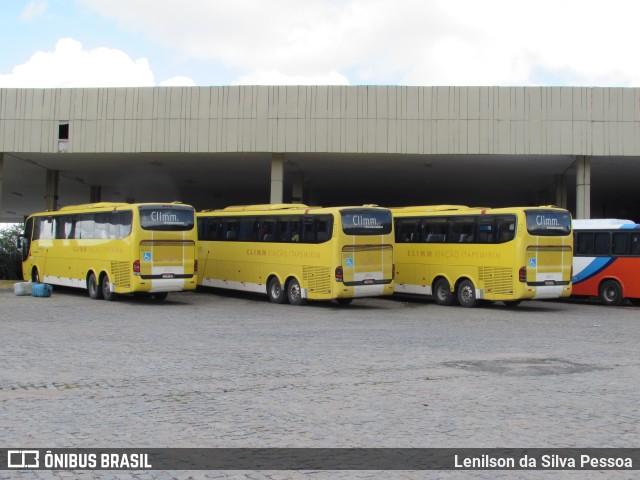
[572, 257, 616, 284]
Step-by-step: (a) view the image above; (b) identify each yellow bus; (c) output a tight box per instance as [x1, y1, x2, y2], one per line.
[19, 202, 198, 301]
[196, 204, 394, 305]
[392, 205, 573, 307]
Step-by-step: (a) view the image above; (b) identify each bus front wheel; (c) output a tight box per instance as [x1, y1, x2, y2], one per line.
[101, 273, 116, 301]
[267, 277, 287, 304]
[287, 278, 305, 306]
[599, 280, 623, 306]
[88, 272, 103, 300]
[457, 279, 479, 308]
[433, 278, 455, 306]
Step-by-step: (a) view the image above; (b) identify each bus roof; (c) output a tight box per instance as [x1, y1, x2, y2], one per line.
[28, 201, 191, 216]
[205, 203, 314, 213]
[198, 204, 391, 215]
[390, 205, 566, 215]
[390, 205, 470, 213]
[573, 218, 637, 229]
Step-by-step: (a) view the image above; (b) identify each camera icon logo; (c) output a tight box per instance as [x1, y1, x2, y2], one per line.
[7, 450, 40, 468]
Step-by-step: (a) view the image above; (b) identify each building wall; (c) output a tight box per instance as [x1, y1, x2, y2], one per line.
[2, 86, 640, 156]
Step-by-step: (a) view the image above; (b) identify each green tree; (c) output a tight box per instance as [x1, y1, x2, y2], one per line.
[0, 223, 24, 279]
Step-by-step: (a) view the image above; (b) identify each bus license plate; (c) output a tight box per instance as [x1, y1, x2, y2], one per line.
[363, 279, 375, 285]
[162, 273, 175, 279]
[544, 280, 555, 286]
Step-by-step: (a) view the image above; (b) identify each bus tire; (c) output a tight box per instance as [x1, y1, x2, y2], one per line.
[267, 277, 287, 304]
[31, 267, 40, 283]
[287, 278, 305, 306]
[433, 278, 455, 306]
[629, 298, 640, 306]
[88, 272, 103, 300]
[457, 279, 479, 308]
[101, 273, 117, 301]
[599, 279, 623, 306]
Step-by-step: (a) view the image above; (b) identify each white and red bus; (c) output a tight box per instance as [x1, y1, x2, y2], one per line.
[572, 219, 640, 306]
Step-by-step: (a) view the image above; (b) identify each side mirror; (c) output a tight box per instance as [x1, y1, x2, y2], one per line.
[18, 235, 29, 258]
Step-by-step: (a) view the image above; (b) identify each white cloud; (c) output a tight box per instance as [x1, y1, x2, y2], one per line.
[20, 0, 48, 21]
[159, 76, 197, 86]
[0, 38, 194, 88]
[233, 70, 349, 86]
[76, 0, 640, 87]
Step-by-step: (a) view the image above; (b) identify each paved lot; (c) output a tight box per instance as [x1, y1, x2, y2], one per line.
[1, 285, 639, 479]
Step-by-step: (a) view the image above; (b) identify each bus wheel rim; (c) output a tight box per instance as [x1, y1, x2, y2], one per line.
[461, 285, 473, 302]
[290, 283, 301, 301]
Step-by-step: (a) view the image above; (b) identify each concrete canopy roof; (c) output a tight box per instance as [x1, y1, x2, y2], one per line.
[2, 86, 640, 222]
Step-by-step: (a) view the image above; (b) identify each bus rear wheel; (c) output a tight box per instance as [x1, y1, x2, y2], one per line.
[267, 277, 287, 304]
[88, 272, 103, 300]
[101, 273, 117, 301]
[433, 278, 455, 306]
[599, 280, 623, 306]
[287, 278, 305, 306]
[457, 279, 479, 308]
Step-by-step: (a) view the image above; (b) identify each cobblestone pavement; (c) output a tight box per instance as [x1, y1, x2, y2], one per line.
[1, 286, 639, 479]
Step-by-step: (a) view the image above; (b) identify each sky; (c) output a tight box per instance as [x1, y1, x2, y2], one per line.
[1, 0, 640, 88]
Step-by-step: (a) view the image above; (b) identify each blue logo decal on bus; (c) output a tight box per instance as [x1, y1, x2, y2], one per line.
[143, 252, 152, 261]
[346, 258, 354, 267]
[529, 258, 537, 268]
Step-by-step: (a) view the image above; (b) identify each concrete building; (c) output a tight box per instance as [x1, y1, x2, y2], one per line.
[1, 85, 640, 223]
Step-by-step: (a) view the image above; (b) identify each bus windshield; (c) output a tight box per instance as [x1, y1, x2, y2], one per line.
[139, 206, 195, 231]
[525, 210, 571, 236]
[341, 209, 392, 235]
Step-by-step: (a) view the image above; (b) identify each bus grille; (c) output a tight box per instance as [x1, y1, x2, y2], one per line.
[111, 261, 131, 289]
[303, 266, 331, 294]
[478, 267, 514, 295]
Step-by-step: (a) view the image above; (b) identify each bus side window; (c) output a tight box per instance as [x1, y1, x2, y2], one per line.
[594, 232, 610, 255]
[316, 216, 332, 243]
[575, 232, 593, 255]
[612, 232, 630, 256]
[495, 216, 516, 243]
[424, 218, 447, 243]
[261, 219, 277, 242]
[95, 213, 109, 239]
[75, 214, 95, 239]
[396, 219, 419, 243]
[55, 215, 74, 239]
[38, 217, 55, 240]
[477, 216, 494, 243]
[224, 219, 238, 241]
[302, 218, 315, 243]
[631, 233, 640, 256]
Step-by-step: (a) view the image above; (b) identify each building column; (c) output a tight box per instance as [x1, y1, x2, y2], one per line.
[575, 156, 591, 219]
[291, 172, 304, 204]
[45, 169, 59, 211]
[270, 153, 284, 204]
[554, 174, 567, 209]
[90, 185, 102, 203]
